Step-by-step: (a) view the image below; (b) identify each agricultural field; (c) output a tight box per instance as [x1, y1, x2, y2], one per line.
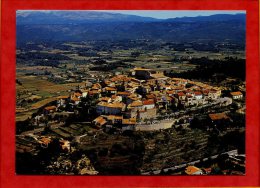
[16, 67, 84, 121]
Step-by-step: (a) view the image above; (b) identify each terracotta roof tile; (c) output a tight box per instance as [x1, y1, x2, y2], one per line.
[130, 101, 143, 107]
[185, 166, 202, 175]
[143, 99, 154, 105]
[74, 92, 82, 97]
[71, 96, 80, 101]
[93, 116, 107, 126]
[122, 118, 136, 125]
[117, 91, 131, 96]
[105, 87, 117, 91]
[107, 102, 124, 108]
[194, 91, 202, 95]
[107, 115, 123, 120]
[177, 92, 186, 96]
[57, 96, 69, 99]
[39, 137, 51, 145]
[230, 91, 243, 96]
[209, 113, 229, 121]
[44, 106, 57, 111]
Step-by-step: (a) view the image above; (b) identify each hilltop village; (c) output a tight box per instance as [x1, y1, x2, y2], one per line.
[16, 67, 245, 175]
[34, 67, 239, 133]
[58, 67, 224, 129]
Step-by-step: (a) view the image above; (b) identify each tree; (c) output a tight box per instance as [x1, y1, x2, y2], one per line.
[211, 163, 223, 175]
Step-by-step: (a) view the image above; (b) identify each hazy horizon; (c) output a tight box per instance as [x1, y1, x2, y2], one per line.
[17, 10, 246, 19]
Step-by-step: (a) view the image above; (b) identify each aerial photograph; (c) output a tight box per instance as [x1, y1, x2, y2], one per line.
[16, 10, 246, 175]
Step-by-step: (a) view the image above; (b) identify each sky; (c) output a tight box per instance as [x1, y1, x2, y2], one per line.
[99, 10, 245, 19]
[17, 10, 246, 19]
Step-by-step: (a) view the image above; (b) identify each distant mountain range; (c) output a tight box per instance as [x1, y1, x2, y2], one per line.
[16, 11, 246, 44]
[16, 11, 159, 24]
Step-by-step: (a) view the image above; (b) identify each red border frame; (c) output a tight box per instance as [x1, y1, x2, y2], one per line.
[1, 0, 259, 187]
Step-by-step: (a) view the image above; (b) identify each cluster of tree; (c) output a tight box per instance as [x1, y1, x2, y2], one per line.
[89, 62, 132, 71]
[16, 137, 71, 175]
[221, 130, 245, 154]
[78, 51, 98, 57]
[17, 52, 71, 61]
[18, 44, 43, 51]
[16, 79, 22, 85]
[16, 119, 34, 134]
[171, 42, 243, 52]
[16, 152, 45, 174]
[167, 57, 245, 81]
[17, 59, 61, 67]
[192, 43, 219, 52]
